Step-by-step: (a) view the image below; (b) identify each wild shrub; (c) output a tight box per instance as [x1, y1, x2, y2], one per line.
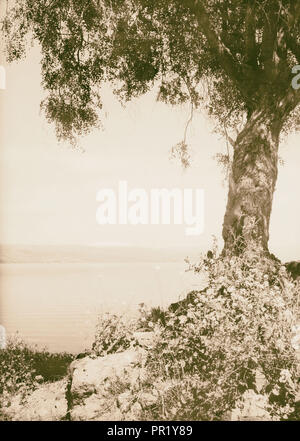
[0, 336, 73, 397]
[143, 246, 300, 420]
[92, 312, 137, 357]
[138, 303, 167, 329]
[0, 337, 36, 397]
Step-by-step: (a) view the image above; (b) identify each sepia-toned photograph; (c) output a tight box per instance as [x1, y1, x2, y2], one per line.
[0, 0, 299, 425]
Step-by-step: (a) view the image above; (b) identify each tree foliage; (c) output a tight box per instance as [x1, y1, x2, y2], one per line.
[2, 0, 300, 142]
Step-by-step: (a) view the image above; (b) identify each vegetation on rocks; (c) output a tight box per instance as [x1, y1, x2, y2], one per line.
[0, 337, 73, 420]
[92, 313, 137, 357]
[1, 0, 299, 422]
[1, 242, 299, 421]
[85, 243, 300, 421]
[141, 246, 300, 420]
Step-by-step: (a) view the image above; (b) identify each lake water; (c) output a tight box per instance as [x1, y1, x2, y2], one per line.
[0, 263, 207, 353]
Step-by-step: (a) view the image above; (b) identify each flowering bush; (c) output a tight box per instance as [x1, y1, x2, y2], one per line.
[144, 245, 300, 420]
[92, 313, 137, 357]
[137, 303, 167, 330]
[0, 338, 36, 397]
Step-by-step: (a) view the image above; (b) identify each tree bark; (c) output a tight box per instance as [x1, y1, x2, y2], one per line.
[222, 109, 283, 255]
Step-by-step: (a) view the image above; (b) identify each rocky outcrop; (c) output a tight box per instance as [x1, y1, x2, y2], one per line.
[67, 348, 148, 421]
[1, 328, 299, 421]
[1, 379, 68, 421]
[0, 332, 155, 422]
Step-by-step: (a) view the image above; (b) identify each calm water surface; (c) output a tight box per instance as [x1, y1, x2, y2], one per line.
[0, 263, 206, 353]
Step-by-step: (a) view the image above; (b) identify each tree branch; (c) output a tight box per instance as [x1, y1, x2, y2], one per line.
[277, 86, 300, 119]
[285, 0, 300, 63]
[245, 0, 257, 68]
[260, 0, 280, 79]
[289, 0, 300, 27]
[186, 0, 246, 96]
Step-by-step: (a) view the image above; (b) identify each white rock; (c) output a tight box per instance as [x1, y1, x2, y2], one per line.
[2, 379, 68, 421]
[70, 349, 141, 404]
[69, 349, 145, 420]
[71, 394, 122, 421]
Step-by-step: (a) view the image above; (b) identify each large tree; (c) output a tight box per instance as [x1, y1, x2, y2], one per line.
[2, 0, 300, 254]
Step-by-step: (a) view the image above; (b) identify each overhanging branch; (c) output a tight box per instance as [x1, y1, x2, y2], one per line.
[245, 1, 257, 68]
[185, 0, 247, 97]
[261, 0, 280, 78]
[286, 0, 300, 63]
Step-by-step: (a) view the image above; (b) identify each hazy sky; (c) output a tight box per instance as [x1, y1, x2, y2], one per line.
[0, 41, 299, 261]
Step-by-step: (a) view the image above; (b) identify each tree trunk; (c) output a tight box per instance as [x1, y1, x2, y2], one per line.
[222, 109, 283, 255]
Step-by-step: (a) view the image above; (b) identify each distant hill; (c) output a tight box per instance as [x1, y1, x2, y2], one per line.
[0, 244, 202, 264]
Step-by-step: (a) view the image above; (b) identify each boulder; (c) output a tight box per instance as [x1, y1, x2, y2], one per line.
[68, 348, 146, 420]
[70, 393, 123, 421]
[1, 379, 68, 421]
[69, 349, 143, 403]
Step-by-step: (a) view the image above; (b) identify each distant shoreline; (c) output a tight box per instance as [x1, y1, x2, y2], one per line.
[0, 244, 202, 265]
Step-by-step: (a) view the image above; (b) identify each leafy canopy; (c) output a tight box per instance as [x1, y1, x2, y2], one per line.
[2, 0, 300, 142]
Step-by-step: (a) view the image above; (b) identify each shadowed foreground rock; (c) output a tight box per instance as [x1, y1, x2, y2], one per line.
[0, 333, 153, 421]
[67, 348, 147, 421]
[1, 326, 299, 421]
